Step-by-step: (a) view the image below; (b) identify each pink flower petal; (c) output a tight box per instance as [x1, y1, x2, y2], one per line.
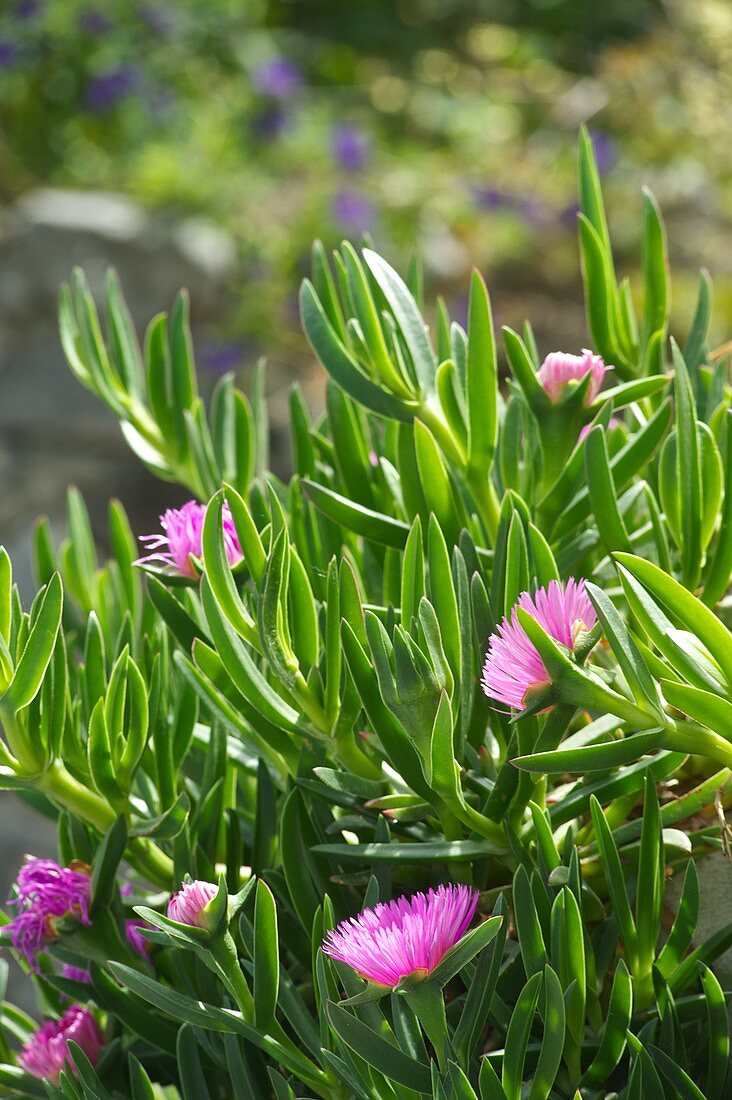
[481, 579, 596, 710]
[322, 884, 478, 987]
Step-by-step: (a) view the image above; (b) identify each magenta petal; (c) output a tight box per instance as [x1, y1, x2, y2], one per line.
[18, 1005, 102, 1083]
[135, 500, 243, 577]
[167, 879, 219, 927]
[481, 579, 597, 711]
[322, 884, 479, 987]
[537, 349, 609, 406]
[8, 858, 92, 971]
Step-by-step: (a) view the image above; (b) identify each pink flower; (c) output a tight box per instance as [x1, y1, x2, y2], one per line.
[579, 417, 621, 442]
[537, 349, 609, 406]
[8, 858, 92, 970]
[167, 880, 219, 927]
[135, 500, 242, 578]
[125, 919, 151, 958]
[18, 1005, 103, 1083]
[322, 884, 478, 987]
[481, 579, 596, 710]
[61, 965, 91, 984]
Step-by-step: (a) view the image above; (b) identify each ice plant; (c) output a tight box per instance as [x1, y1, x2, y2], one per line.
[537, 349, 609, 405]
[135, 499, 242, 578]
[18, 1005, 103, 1083]
[125, 919, 151, 958]
[579, 416, 620, 441]
[322, 884, 478, 988]
[8, 858, 91, 970]
[167, 879, 219, 927]
[481, 579, 597, 710]
[61, 964, 91, 984]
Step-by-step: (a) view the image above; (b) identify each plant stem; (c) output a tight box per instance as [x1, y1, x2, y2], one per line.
[662, 718, 732, 770]
[39, 763, 174, 888]
[212, 935, 254, 1020]
[466, 469, 500, 544]
[403, 982, 449, 1072]
[212, 936, 337, 1098]
[334, 729, 382, 780]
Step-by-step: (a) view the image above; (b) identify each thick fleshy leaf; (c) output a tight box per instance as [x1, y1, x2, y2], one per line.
[326, 1001, 432, 1093]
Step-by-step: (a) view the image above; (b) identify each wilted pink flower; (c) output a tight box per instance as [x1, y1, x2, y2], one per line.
[322, 884, 478, 987]
[125, 919, 151, 957]
[579, 417, 621, 442]
[537, 349, 609, 406]
[135, 500, 242, 578]
[8, 858, 92, 970]
[18, 1005, 103, 1083]
[61, 965, 91, 984]
[167, 880, 219, 927]
[481, 579, 596, 710]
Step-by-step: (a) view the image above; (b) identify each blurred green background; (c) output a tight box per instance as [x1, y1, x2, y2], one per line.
[4, 0, 732, 378]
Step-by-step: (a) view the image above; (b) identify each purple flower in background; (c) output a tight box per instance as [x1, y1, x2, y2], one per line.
[8, 858, 92, 970]
[323, 885, 479, 987]
[471, 186, 508, 212]
[168, 879, 219, 927]
[447, 294, 469, 331]
[538, 349, 610, 405]
[481, 579, 597, 710]
[19, 1006, 103, 1083]
[16, 0, 41, 19]
[591, 130, 618, 175]
[125, 919, 151, 958]
[332, 189, 375, 233]
[251, 104, 288, 141]
[86, 67, 137, 111]
[253, 58, 302, 99]
[61, 965, 91, 984]
[559, 201, 580, 228]
[78, 8, 113, 35]
[0, 40, 20, 70]
[135, 500, 243, 578]
[199, 339, 250, 374]
[516, 196, 548, 225]
[579, 417, 621, 442]
[332, 124, 370, 171]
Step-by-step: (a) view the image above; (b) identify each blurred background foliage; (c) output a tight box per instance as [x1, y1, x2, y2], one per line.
[3, 0, 731, 377]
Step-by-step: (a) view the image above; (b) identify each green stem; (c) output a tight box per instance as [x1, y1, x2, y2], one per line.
[39, 763, 115, 831]
[125, 837, 175, 890]
[39, 763, 174, 888]
[661, 718, 732, 770]
[334, 729, 383, 780]
[294, 672, 332, 734]
[466, 468, 500, 544]
[437, 807, 473, 886]
[560, 675, 660, 731]
[421, 401, 500, 543]
[537, 413, 582, 498]
[1, 713, 43, 776]
[420, 404, 467, 467]
[633, 968, 655, 1013]
[211, 936, 336, 1098]
[211, 934, 254, 1020]
[403, 981, 449, 1072]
